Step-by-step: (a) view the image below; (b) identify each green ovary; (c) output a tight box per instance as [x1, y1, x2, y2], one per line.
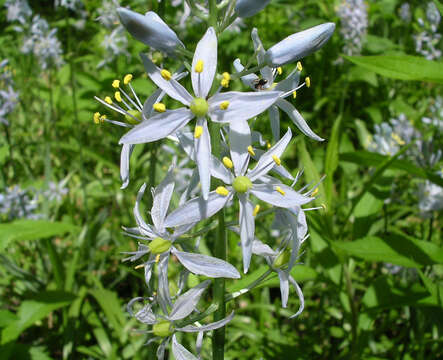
[190, 97, 209, 117]
[153, 320, 173, 337]
[273, 249, 291, 268]
[232, 176, 253, 193]
[125, 109, 142, 124]
[148, 237, 172, 254]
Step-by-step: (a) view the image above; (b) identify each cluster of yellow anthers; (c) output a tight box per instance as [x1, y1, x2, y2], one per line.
[221, 72, 231, 88]
[391, 133, 405, 146]
[105, 74, 134, 106]
[93, 112, 107, 124]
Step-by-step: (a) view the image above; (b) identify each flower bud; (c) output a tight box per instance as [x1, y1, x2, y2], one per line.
[264, 23, 335, 67]
[235, 0, 271, 18]
[117, 8, 184, 55]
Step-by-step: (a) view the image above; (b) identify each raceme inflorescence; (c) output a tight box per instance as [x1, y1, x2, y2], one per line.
[95, 2, 335, 358]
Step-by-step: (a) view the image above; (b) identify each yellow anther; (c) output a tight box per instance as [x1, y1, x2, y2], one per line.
[161, 69, 172, 81]
[221, 78, 230, 88]
[194, 125, 203, 139]
[153, 103, 166, 113]
[216, 186, 230, 196]
[297, 61, 303, 71]
[272, 155, 281, 166]
[123, 74, 133, 84]
[277, 67, 283, 75]
[99, 115, 107, 123]
[247, 146, 255, 156]
[321, 203, 327, 210]
[114, 91, 122, 102]
[195, 60, 204, 73]
[305, 76, 311, 88]
[275, 186, 285, 196]
[93, 112, 101, 124]
[220, 101, 230, 110]
[104, 96, 112, 105]
[222, 72, 230, 80]
[311, 188, 319, 197]
[155, 254, 161, 263]
[134, 264, 144, 269]
[293, 91, 297, 99]
[222, 157, 233, 169]
[391, 133, 405, 145]
[112, 79, 120, 88]
[253, 204, 260, 217]
[267, 142, 271, 149]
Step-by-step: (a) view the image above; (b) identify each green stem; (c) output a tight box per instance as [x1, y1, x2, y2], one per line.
[343, 262, 359, 359]
[209, 122, 227, 360]
[209, 0, 218, 28]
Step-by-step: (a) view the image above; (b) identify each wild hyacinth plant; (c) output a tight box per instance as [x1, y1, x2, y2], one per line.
[336, 0, 368, 56]
[96, 2, 334, 358]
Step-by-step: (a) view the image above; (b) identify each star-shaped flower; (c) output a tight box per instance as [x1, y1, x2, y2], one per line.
[119, 27, 282, 199]
[163, 127, 314, 273]
[234, 28, 324, 142]
[128, 280, 234, 360]
[123, 167, 240, 312]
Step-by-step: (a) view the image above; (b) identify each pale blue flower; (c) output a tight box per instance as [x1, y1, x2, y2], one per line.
[119, 27, 282, 199]
[235, 0, 271, 18]
[337, 0, 368, 56]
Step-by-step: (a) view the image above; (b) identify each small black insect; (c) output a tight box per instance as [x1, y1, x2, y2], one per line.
[253, 78, 268, 90]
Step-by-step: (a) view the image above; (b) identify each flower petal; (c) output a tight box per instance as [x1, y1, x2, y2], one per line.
[211, 156, 233, 184]
[276, 98, 324, 141]
[251, 183, 313, 208]
[140, 53, 193, 105]
[195, 118, 212, 200]
[251, 28, 274, 83]
[135, 303, 157, 324]
[192, 27, 217, 98]
[238, 194, 255, 273]
[248, 128, 292, 181]
[172, 334, 199, 360]
[176, 312, 235, 333]
[164, 191, 233, 227]
[229, 120, 251, 176]
[209, 91, 281, 123]
[277, 269, 289, 308]
[288, 275, 305, 318]
[156, 338, 169, 360]
[158, 254, 173, 314]
[177, 131, 195, 160]
[269, 105, 280, 142]
[252, 149, 294, 181]
[151, 167, 175, 232]
[120, 108, 194, 145]
[172, 248, 240, 279]
[168, 280, 211, 321]
[275, 69, 300, 93]
[143, 88, 164, 119]
[235, 0, 271, 18]
[120, 144, 134, 189]
[233, 58, 258, 89]
[252, 240, 277, 257]
[134, 183, 157, 238]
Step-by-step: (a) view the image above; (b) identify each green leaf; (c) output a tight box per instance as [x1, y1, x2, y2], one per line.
[344, 55, 443, 84]
[341, 151, 443, 187]
[0, 220, 79, 253]
[1, 291, 75, 344]
[362, 276, 440, 310]
[324, 115, 342, 209]
[333, 234, 443, 268]
[297, 138, 326, 207]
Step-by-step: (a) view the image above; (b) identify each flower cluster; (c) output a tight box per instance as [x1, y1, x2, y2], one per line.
[0, 59, 19, 126]
[95, 3, 334, 357]
[413, 2, 442, 60]
[96, 0, 129, 68]
[367, 112, 443, 216]
[336, 0, 368, 56]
